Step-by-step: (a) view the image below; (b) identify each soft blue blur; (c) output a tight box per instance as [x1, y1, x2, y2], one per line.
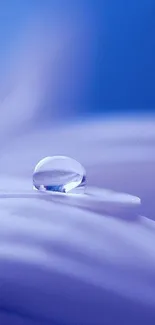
[0, 0, 155, 124]
[1, 3, 155, 325]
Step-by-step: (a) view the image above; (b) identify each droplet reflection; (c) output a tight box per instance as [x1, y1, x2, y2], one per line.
[33, 156, 86, 194]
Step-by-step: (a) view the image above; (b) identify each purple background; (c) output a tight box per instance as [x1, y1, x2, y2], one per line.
[0, 1, 155, 324]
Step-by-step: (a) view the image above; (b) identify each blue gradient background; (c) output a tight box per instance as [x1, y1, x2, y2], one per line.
[0, 2, 155, 325]
[1, 0, 155, 120]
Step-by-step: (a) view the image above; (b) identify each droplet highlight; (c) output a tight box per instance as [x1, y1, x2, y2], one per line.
[33, 156, 86, 194]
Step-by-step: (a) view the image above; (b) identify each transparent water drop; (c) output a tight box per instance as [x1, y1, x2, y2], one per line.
[33, 156, 86, 194]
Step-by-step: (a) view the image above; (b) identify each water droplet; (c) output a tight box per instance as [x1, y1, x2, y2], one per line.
[33, 156, 86, 194]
